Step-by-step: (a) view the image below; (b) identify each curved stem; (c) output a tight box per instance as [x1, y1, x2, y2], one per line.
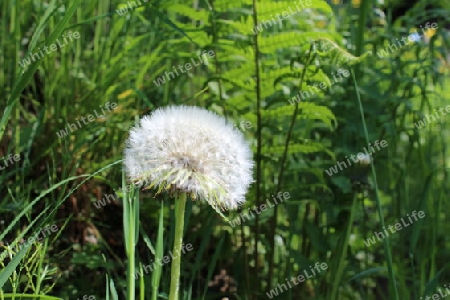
[169, 192, 187, 300]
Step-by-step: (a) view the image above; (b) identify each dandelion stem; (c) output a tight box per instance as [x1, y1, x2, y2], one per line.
[125, 183, 139, 300]
[169, 192, 187, 300]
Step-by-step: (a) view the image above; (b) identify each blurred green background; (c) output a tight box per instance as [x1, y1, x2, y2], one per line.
[0, 0, 449, 299]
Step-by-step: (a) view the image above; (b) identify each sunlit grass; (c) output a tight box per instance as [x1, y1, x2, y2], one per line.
[0, 0, 449, 299]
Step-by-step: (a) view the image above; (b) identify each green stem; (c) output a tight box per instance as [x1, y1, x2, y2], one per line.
[140, 264, 145, 300]
[354, 0, 371, 77]
[0, 295, 62, 300]
[126, 211, 136, 300]
[169, 192, 187, 300]
[268, 44, 315, 287]
[351, 70, 399, 300]
[329, 193, 358, 300]
[125, 178, 139, 300]
[251, 0, 263, 292]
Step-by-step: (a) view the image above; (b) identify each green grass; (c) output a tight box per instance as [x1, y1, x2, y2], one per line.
[0, 0, 449, 299]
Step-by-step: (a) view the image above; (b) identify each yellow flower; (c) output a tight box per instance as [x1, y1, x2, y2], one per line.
[118, 89, 135, 99]
[424, 28, 437, 39]
[118, 85, 142, 99]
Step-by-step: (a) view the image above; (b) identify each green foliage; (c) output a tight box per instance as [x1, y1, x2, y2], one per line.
[0, 0, 449, 299]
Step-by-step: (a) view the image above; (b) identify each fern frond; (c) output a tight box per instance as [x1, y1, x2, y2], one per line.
[314, 38, 370, 66]
[263, 103, 336, 129]
[166, 4, 210, 23]
[259, 32, 338, 53]
[212, 0, 253, 12]
[256, 0, 332, 17]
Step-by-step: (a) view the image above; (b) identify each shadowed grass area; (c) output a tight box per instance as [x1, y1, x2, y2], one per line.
[0, 0, 449, 299]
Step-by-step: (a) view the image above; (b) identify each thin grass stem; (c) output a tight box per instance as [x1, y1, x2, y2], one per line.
[351, 69, 399, 300]
[169, 192, 187, 300]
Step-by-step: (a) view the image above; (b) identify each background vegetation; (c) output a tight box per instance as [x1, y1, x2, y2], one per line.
[0, 0, 449, 299]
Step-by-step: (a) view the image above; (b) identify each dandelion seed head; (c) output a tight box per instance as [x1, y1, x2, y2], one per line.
[124, 105, 254, 210]
[357, 154, 371, 165]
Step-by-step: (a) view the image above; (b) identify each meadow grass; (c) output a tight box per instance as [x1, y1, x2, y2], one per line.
[0, 0, 449, 299]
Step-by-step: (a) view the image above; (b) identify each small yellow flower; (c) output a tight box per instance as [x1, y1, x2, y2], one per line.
[118, 85, 143, 99]
[424, 28, 437, 39]
[118, 89, 135, 99]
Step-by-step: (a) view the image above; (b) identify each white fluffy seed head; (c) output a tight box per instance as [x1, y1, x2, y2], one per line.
[357, 154, 371, 165]
[124, 105, 254, 210]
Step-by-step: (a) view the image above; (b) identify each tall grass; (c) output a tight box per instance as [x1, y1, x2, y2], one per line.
[0, 0, 449, 299]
